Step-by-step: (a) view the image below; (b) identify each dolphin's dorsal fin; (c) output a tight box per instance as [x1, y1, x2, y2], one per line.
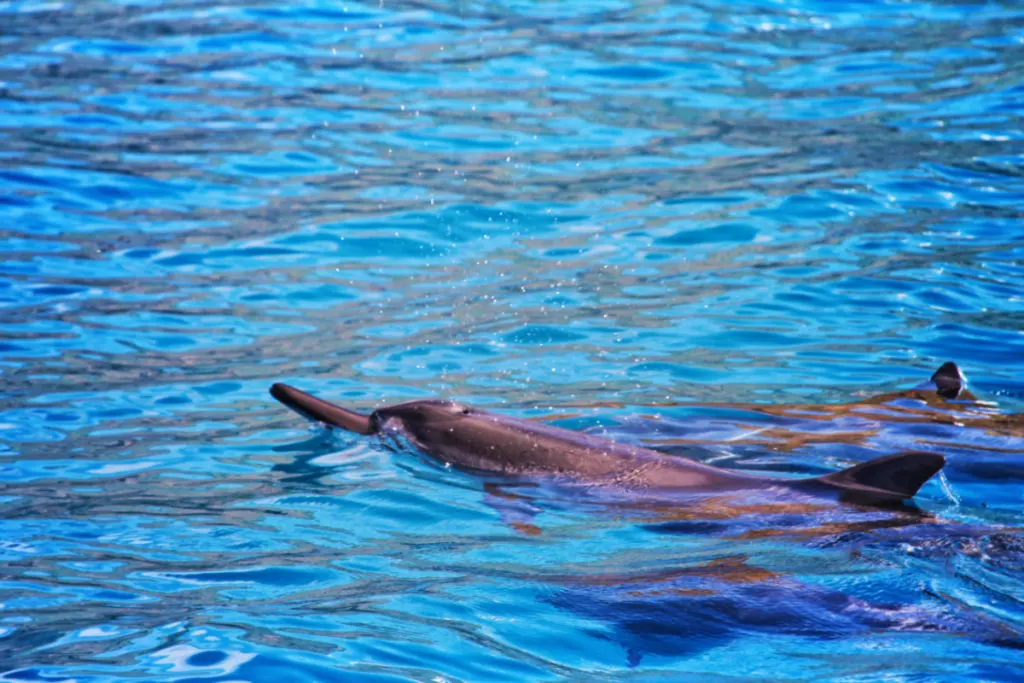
[816, 451, 945, 500]
[270, 384, 377, 435]
[931, 361, 965, 399]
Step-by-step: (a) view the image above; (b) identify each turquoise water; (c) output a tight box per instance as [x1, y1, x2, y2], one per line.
[2, 0, 1024, 679]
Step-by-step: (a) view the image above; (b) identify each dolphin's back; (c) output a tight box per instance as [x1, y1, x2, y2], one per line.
[379, 402, 749, 489]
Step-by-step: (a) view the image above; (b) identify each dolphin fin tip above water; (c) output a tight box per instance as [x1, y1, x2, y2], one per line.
[269, 380, 947, 503]
[931, 361, 965, 399]
[818, 451, 945, 500]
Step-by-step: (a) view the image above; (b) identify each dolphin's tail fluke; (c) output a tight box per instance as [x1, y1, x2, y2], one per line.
[270, 383, 377, 435]
[815, 451, 945, 501]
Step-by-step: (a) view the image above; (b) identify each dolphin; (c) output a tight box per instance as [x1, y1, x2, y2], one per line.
[269, 380, 946, 504]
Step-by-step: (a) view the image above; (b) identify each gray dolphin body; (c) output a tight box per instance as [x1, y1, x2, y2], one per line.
[269, 380, 948, 503]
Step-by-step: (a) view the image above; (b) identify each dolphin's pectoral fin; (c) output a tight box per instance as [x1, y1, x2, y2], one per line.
[270, 383, 377, 435]
[483, 482, 543, 535]
[816, 451, 945, 501]
[931, 361, 965, 399]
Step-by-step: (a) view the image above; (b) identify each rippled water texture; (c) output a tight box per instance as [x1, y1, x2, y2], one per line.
[3, 0, 1024, 679]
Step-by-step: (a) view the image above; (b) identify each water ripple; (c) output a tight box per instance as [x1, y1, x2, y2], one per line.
[2, 0, 1024, 679]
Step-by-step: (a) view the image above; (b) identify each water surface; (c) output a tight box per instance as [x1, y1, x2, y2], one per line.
[2, 0, 1024, 680]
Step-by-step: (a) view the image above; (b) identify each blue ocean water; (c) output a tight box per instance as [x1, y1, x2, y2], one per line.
[2, 0, 1024, 679]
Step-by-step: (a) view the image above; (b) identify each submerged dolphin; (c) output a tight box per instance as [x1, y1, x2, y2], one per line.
[269, 377, 948, 503]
